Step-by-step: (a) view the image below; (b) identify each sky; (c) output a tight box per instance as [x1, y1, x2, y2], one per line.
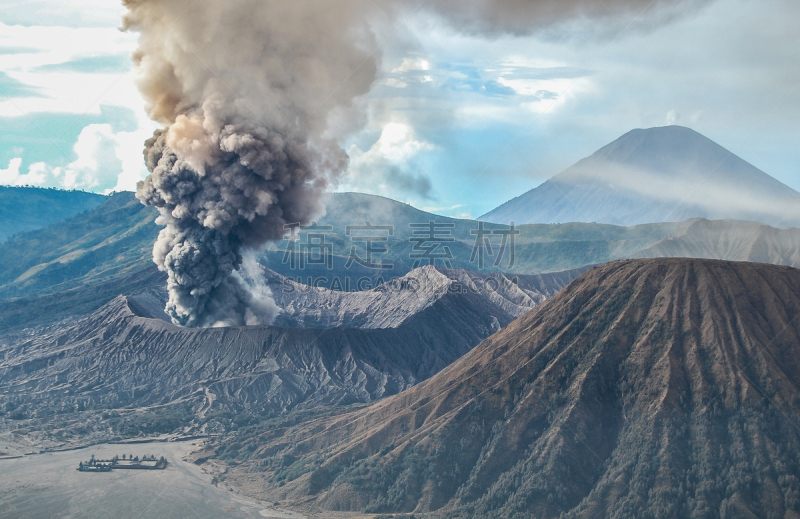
[0, 0, 798, 219]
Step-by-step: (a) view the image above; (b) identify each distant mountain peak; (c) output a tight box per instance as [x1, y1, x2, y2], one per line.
[482, 126, 800, 228]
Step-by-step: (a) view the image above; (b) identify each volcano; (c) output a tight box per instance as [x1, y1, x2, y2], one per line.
[482, 126, 800, 228]
[224, 258, 800, 518]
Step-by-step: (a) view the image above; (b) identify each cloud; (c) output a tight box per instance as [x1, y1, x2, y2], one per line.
[1, 0, 798, 225]
[349, 0, 800, 221]
[343, 123, 437, 201]
[0, 123, 151, 193]
[0, 22, 140, 117]
[61, 124, 123, 190]
[0, 0, 125, 28]
[564, 159, 800, 227]
[14, 162, 50, 186]
[420, 203, 474, 219]
[0, 159, 53, 186]
[415, 0, 710, 37]
[481, 80, 517, 97]
[393, 57, 432, 73]
[34, 54, 130, 74]
[0, 20, 157, 193]
[0, 71, 44, 98]
[0, 158, 22, 184]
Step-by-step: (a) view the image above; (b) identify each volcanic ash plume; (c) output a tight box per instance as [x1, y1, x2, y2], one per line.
[124, 0, 701, 328]
[123, 0, 377, 327]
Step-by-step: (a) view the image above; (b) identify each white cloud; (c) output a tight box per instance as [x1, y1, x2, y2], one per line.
[383, 57, 437, 89]
[0, 158, 22, 184]
[0, 123, 153, 193]
[0, 22, 140, 118]
[421, 203, 465, 212]
[420, 203, 474, 219]
[341, 122, 437, 201]
[0, 0, 125, 28]
[382, 77, 409, 88]
[1, 0, 799, 215]
[16, 162, 50, 186]
[61, 124, 123, 190]
[666, 109, 678, 125]
[0, 159, 52, 187]
[663, 110, 704, 126]
[0, 20, 158, 193]
[112, 126, 156, 192]
[392, 57, 432, 73]
[64, 122, 153, 193]
[371, 123, 435, 162]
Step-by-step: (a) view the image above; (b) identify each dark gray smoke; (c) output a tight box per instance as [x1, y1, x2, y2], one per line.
[123, 0, 705, 328]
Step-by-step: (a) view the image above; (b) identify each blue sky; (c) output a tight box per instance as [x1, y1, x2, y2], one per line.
[0, 0, 798, 218]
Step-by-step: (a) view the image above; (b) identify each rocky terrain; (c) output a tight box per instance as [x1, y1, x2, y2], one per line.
[218, 259, 800, 518]
[5, 186, 800, 519]
[256, 265, 584, 330]
[0, 265, 585, 449]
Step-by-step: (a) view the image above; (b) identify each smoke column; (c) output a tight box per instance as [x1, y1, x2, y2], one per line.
[123, 0, 378, 327]
[123, 0, 702, 328]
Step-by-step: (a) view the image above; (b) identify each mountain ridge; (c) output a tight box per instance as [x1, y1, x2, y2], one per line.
[633, 218, 800, 265]
[0, 263, 587, 449]
[4, 187, 800, 333]
[0, 186, 105, 242]
[482, 126, 800, 228]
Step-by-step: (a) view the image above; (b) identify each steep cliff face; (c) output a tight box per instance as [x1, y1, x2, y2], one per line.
[225, 259, 800, 519]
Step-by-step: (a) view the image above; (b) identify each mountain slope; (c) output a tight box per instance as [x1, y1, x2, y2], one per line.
[0, 186, 105, 242]
[222, 259, 800, 518]
[0, 191, 158, 299]
[482, 126, 800, 228]
[0, 264, 587, 448]
[0, 295, 483, 446]
[4, 187, 800, 332]
[634, 218, 800, 265]
[0, 266, 166, 330]
[0, 190, 671, 307]
[263, 265, 587, 330]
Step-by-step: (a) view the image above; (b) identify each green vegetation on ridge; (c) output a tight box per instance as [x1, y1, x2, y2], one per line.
[0, 191, 158, 299]
[0, 185, 105, 242]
